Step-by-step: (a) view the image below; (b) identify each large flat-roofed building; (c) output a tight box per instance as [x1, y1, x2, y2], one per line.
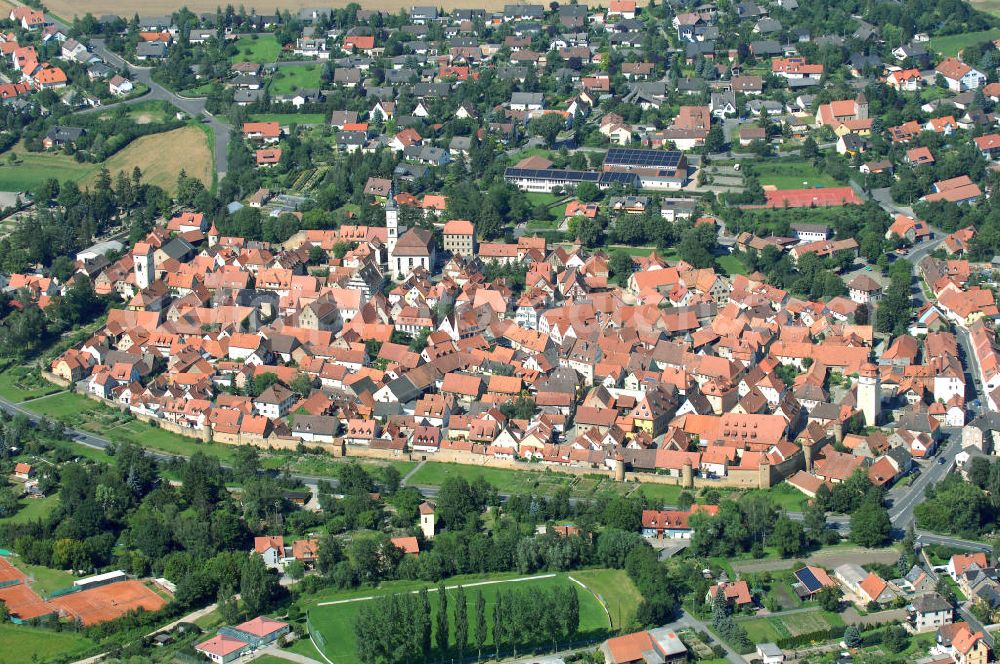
[602, 148, 689, 189]
[504, 167, 639, 192]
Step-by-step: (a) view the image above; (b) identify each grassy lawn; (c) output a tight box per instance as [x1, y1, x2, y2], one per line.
[0, 494, 59, 528]
[0, 144, 98, 191]
[10, 558, 76, 596]
[250, 113, 328, 125]
[304, 572, 611, 664]
[231, 34, 281, 63]
[0, 364, 64, 402]
[0, 623, 95, 663]
[263, 454, 416, 481]
[631, 482, 684, 505]
[406, 461, 575, 495]
[103, 420, 239, 463]
[929, 28, 1000, 56]
[570, 569, 642, 630]
[717, 253, 748, 275]
[286, 635, 326, 660]
[269, 64, 323, 94]
[524, 192, 563, 207]
[24, 391, 102, 419]
[754, 160, 841, 190]
[760, 482, 808, 512]
[739, 609, 843, 643]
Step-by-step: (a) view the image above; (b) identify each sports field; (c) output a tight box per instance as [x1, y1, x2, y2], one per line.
[304, 572, 612, 664]
[0, 623, 95, 664]
[51, 580, 166, 626]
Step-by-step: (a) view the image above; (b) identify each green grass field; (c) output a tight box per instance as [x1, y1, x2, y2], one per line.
[103, 420, 239, 463]
[739, 609, 844, 643]
[929, 28, 1000, 56]
[10, 558, 75, 596]
[0, 364, 64, 402]
[0, 494, 59, 528]
[231, 34, 281, 63]
[269, 65, 323, 94]
[569, 569, 642, 629]
[304, 572, 611, 664]
[250, 113, 328, 125]
[754, 160, 841, 190]
[717, 253, 748, 276]
[24, 391, 102, 419]
[405, 462, 575, 495]
[0, 623, 95, 663]
[0, 149, 98, 191]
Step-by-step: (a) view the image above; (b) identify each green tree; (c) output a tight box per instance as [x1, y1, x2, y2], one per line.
[474, 589, 487, 660]
[771, 517, 806, 558]
[420, 588, 432, 661]
[609, 250, 633, 287]
[454, 585, 468, 659]
[844, 625, 862, 648]
[436, 582, 449, 654]
[241, 554, 275, 617]
[849, 497, 892, 548]
[817, 587, 841, 612]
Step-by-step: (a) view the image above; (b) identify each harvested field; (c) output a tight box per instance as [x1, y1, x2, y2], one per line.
[50, 580, 166, 626]
[45, 0, 636, 17]
[84, 126, 212, 195]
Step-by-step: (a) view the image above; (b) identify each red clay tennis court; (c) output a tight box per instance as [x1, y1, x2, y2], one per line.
[0, 556, 27, 584]
[761, 187, 862, 208]
[51, 580, 166, 626]
[0, 581, 55, 620]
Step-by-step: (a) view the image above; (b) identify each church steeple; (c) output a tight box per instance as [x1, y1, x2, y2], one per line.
[386, 181, 402, 258]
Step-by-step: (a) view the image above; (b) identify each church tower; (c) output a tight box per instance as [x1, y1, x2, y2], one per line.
[857, 362, 881, 427]
[855, 92, 869, 120]
[386, 184, 401, 258]
[133, 241, 154, 290]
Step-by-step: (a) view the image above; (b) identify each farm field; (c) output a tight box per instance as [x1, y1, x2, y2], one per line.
[269, 64, 323, 94]
[929, 28, 1000, 56]
[0, 125, 212, 194]
[0, 622, 95, 664]
[303, 571, 612, 664]
[754, 160, 841, 190]
[86, 126, 213, 194]
[739, 609, 844, 643]
[971, 0, 1000, 15]
[231, 34, 281, 63]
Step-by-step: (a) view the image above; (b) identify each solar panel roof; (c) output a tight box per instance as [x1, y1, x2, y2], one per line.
[604, 148, 683, 168]
[795, 567, 822, 593]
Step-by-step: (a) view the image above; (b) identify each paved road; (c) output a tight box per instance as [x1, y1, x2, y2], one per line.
[669, 611, 745, 664]
[87, 38, 231, 179]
